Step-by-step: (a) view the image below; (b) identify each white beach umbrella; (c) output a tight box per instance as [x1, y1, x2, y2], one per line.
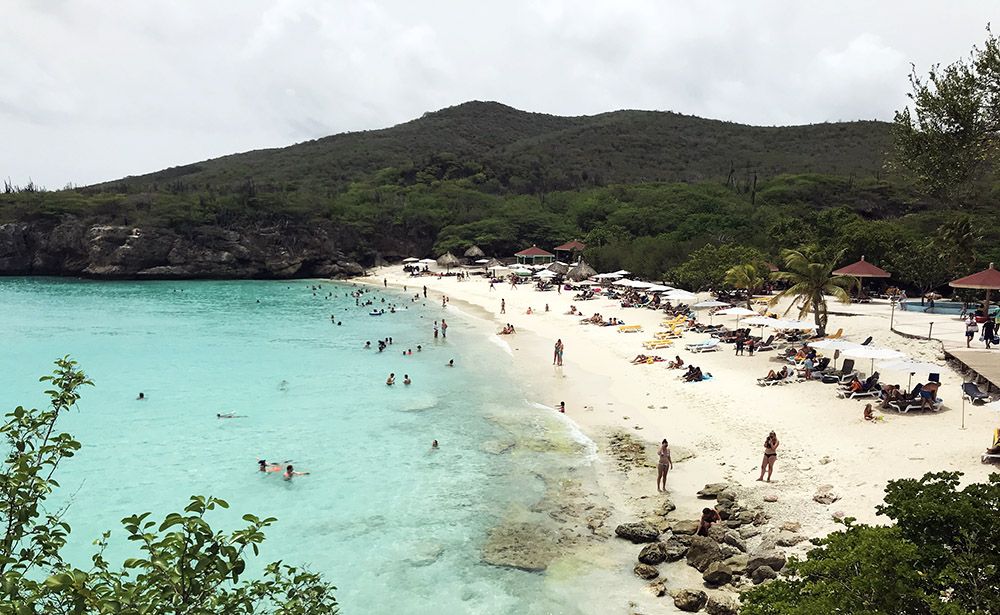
[808, 339, 862, 351]
[715, 306, 757, 326]
[535, 270, 557, 278]
[744, 316, 777, 326]
[418, 258, 437, 265]
[665, 290, 696, 301]
[402, 257, 419, 263]
[844, 345, 906, 373]
[475, 258, 490, 264]
[693, 300, 729, 309]
[881, 359, 944, 389]
[646, 284, 674, 292]
[612, 269, 631, 275]
[777, 319, 816, 330]
[593, 273, 622, 279]
[575, 280, 598, 286]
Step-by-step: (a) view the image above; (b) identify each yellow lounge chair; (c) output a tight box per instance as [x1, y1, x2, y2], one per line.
[618, 324, 642, 333]
[983, 429, 1000, 464]
[643, 339, 673, 350]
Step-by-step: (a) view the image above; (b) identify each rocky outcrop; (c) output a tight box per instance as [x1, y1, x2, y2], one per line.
[481, 522, 557, 572]
[0, 220, 365, 279]
[615, 522, 660, 544]
[672, 589, 708, 612]
[686, 536, 724, 572]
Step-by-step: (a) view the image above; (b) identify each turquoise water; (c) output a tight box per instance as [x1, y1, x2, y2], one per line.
[0, 278, 604, 614]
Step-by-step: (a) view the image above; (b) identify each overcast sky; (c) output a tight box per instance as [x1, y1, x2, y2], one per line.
[2, 1, 996, 188]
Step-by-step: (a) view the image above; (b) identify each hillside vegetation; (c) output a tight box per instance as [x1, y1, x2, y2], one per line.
[2, 101, 994, 285]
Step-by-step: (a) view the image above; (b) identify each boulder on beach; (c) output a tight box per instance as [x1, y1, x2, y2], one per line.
[813, 485, 840, 505]
[776, 531, 807, 547]
[634, 562, 660, 580]
[697, 483, 730, 499]
[670, 519, 701, 535]
[662, 536, 690, 561]
[638, 542, 667, 565]
[747, 551, 786, 574]
[672, 589, 708, 612]
[615, 522, 660, 543]
[702, 561, 733, 586]
[752, 565, 779, 584]
[686, 535, 724, 572]
[706, 594, 740, 615]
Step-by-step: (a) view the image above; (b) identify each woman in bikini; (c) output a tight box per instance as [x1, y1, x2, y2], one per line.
[656, 439, 673, 492]
[757, 431, 779, 482]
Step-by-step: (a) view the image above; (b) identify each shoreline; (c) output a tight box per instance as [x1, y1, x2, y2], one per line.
[357, 265, 1000, 606]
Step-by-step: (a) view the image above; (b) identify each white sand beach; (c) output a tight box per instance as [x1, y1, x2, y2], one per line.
[360, 265, 998, 603]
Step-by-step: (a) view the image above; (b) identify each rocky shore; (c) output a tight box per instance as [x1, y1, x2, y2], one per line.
[608, 431, 817, 614]
[0, 219, 365, 279]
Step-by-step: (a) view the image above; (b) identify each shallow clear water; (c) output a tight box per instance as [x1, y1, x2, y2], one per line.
[0, 277, 604, 614]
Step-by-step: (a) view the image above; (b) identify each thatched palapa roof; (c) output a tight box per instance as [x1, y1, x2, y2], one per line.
[437, 252, 461, 268]
[567, 260, 597, 281]
[464, 245, 485, 258]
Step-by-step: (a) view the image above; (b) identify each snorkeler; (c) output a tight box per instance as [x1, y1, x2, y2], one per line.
[258, 459, 284, 473]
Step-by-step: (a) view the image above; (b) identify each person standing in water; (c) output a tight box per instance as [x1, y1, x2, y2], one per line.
[656, 439, 673, 492]
[137, 392, 145, 400]
[553, 339, 564, 366]
[757, 431, 779, 482]
[403, 374, 412, 385]
[386, 373, 396, 385]
[441, 319, 448, 338]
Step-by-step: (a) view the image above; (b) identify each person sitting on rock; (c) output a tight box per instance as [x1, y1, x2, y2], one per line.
[697, 507, 721, 536]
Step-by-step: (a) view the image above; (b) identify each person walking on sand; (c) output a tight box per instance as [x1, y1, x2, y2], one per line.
[423, 285, 427, 298]
[441, 319, 448, 338]
[966, 316, 978, 348]
[656, 439, 673, 492]
[501, 298, 506, 314]
[757, 431, 779, 482]
[553, 339, 564, 366]
[383, 278, 387, 288]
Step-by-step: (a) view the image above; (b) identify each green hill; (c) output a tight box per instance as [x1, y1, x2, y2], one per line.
[92, 101, 891, 195]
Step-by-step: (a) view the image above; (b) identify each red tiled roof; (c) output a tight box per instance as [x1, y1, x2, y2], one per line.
[514, 245, 554, 257]
[832, 257, 890, 278]
[554, 240, 586, 251]
[951, 263, 1000, 289]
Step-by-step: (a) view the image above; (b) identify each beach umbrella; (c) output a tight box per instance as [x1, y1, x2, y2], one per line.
[693, 300, 729, 309]
[882, 359, 943, 390]
[777, 319, 816, 330]
[646, 284, 674, 292]
[665, 289, 696, 301]
[486, 258, 505, 269]
[464, 245, 485, 259]
[613, 269, 631, 275]
[475, 258, 490, 264]
[567, 261, 598, 282]
[808, 339, 862, 351]
[592, 273, 620, 279]
[418, 258, 437, 265]
[402, 257, 419, 263]
[535, 270, 557, 278]
[950, 263, 1000, 317]
[843, 345, 906, 373]
[716, 306, 756, 326]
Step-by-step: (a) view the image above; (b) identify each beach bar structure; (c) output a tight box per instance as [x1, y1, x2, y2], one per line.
[553, 239, 586, 263]
[514, 245, 555, 265]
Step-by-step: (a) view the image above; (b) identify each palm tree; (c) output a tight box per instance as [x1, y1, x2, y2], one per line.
[724, 263, 765, 308]
[769, 249, 856, 335]
[937, 215, 982, 274]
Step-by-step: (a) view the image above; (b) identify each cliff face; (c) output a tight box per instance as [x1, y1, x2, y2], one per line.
[0, 219, 366, 279]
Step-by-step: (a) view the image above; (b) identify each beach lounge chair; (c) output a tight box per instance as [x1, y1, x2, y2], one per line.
[755, 335, 776, 352]
[982, 429, 1000, 464]
[825, 359, 857, 384]
[797, 357, 830, 379]
[643, 339, 673, 350]
[964, 382, 990, 405]
[860, 336, 873, 346]
[891, 395, 943, 413]
[839, 373, 880, 399]
[689, 339, 720, 353]
[618, 325, 642, 333]
[824, 328, 843, 340]
[757, 371, 793, 386]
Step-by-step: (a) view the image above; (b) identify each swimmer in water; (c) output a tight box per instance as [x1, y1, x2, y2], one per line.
[404, 374, 412, 385]
[447, 359, 454, 367]
[258, 459, 284, 473]
[283, 464, 309, 480]
[217, 413, 245, 419]
[137, 392, 145, 400]
[431, 439, 439, 449]
[386, 373, 396, 385]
